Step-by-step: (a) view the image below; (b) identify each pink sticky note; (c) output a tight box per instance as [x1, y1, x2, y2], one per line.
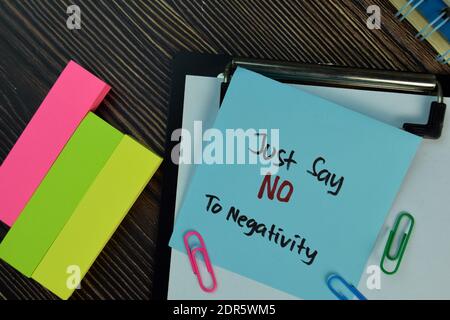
[0, 61, 110, 226]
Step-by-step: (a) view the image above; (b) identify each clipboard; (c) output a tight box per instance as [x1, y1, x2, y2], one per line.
[153, 52, 450, 299]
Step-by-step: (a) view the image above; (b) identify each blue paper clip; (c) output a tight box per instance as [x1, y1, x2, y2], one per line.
[326, 273, 367, 300]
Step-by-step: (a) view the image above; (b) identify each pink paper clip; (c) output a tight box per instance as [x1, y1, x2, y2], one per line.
[183, 230, 217, 293]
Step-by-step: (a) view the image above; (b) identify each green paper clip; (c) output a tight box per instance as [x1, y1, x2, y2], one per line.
[380, 212, 415, 275]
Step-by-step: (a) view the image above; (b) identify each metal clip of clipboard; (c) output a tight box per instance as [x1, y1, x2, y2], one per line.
[222, 58, 447, 139]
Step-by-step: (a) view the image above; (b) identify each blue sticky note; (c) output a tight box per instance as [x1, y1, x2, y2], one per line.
[169, 68, 421, 299]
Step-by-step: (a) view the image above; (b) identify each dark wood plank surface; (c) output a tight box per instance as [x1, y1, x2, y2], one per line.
[0, 0, 448, 300]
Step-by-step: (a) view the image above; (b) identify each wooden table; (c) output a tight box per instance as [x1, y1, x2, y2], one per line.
[0, 0, 448, 300]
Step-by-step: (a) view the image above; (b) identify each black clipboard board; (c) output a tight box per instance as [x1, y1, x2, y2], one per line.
[152, 52, 449, 299]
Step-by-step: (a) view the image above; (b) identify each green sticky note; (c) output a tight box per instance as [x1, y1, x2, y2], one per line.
[0, 113, 123, 276]
[32, 135, 162, 299]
